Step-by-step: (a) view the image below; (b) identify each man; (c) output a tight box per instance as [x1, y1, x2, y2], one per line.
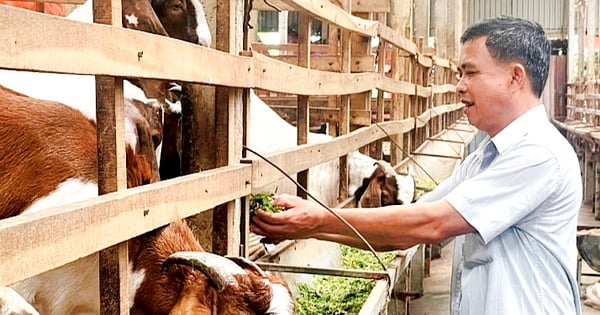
[251, 17, 582, 314]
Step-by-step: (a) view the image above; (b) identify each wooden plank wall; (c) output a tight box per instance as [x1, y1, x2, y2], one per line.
[0, 0, 462, 313]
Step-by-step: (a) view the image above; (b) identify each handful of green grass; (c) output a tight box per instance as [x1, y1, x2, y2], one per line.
[249, 192, 285, 216]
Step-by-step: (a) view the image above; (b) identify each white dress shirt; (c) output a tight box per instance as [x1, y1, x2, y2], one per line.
[420, 105, 582, 315]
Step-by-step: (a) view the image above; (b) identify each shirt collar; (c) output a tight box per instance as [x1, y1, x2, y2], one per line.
[490, 105, 547, 155]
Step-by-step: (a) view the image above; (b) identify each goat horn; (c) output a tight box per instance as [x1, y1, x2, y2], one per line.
[168, 82, 182, 92]
[225, 255, 267, 277]
[163, 251, 246, 292]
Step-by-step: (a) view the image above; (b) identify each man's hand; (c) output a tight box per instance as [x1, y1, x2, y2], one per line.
[250, 194, 327, 244]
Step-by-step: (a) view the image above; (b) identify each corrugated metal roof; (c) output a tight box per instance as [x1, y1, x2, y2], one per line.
[469, 0, 567, 37]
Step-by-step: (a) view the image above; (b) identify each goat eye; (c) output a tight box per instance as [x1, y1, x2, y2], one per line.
[171, 2, 184, 11]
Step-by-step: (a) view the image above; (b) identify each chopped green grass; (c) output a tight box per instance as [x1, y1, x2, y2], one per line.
[249, 192, 284, 216]
[295, 246, 397, 315]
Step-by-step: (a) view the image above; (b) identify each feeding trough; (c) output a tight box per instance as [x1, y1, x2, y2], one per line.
[577, 229, 600, 273]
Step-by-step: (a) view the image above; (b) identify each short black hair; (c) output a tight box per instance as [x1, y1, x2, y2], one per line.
[461, 16, 550, 97]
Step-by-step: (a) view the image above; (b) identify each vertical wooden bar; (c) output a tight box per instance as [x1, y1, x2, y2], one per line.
[327, 2, 342, 137]
[402, 27, 413, 162]
[388, 0, 412, 165]
[350, 10, 373, 156]
[373, 23, 386, 160]
[339, 28, 352, 201]
[387, 3, 412, 313]
[297, 11, 311, 199]
[93, 0, 128, 313]
[213, 0, 242, 256]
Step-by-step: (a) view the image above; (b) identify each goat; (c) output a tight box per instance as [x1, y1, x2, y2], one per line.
[130, 220, 294, 315]
[0, 85, 159, 219]
[246, 91, 380, 207]
[0, 0, 211, 170]
[353, 160, 416, 208]
[0, 84, 294, 314]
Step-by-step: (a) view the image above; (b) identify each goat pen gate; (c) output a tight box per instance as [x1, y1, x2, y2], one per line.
[0, 0, 465, 313]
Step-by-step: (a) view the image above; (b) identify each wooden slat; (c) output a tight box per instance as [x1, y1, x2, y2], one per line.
[250, 43, 330, 54]
[243, 118, 414, 188]
[431, 84, 456, 94]
[430, 103, 464, 118]
[416, 85, 432, 98]
[252, 0, 390, 12]
[270, 54, 374, 73]
[269, 105, 372, 126]
[280, 0, 379, 37]
[417, 53, 433, 68]
[416, 110, 431, 128]
[93, 1, 128, 312]
[0, 7, 443, 97]
[0, 165, 252, 285]
[377, 23, 417, 55]
[252, 52, 374, 95]
[432, 55, 451, 68]
[0, 5, 255, 86]
[380, 76, 416, 95]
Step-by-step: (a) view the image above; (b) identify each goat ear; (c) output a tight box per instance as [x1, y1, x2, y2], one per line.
[353, 178, 370, 201]
[163, 251, 245, 291]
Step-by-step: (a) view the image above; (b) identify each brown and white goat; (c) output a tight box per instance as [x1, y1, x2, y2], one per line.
[353, 160, 416, 208]
[130, 220, 294, 315]
[0, 85, 160, 219]
[0, 85, 294, 314]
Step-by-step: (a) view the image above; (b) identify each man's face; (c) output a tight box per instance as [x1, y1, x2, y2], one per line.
[456, 37, 514, 135]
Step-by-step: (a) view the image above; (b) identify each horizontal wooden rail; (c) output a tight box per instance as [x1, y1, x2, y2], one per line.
[242, 118, 414, 187]
[0, 6, 443, 97]
[277, 0, 450, 68]
[0, 103, 468, 284]
[432, 84, 456, 94]
[0, 165, 252, 285]
[0, 0, 463, 292]
[252, 0, 390, 13]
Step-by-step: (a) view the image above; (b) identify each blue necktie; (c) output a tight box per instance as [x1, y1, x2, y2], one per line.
[480, 141, 498, 170]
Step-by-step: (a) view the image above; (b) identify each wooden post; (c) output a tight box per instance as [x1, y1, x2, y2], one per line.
[212, 0, 243, 256]
[339, 28, 352, 202]
[297, 11, 311, 199]
[388, 1, 412, 166]
[350, 10, 372, 156]
[93, 0, 128, 313]
[373, 13, 387, 160]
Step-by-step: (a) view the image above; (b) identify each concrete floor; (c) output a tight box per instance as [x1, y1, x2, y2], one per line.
[408, 241, 600, 315]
